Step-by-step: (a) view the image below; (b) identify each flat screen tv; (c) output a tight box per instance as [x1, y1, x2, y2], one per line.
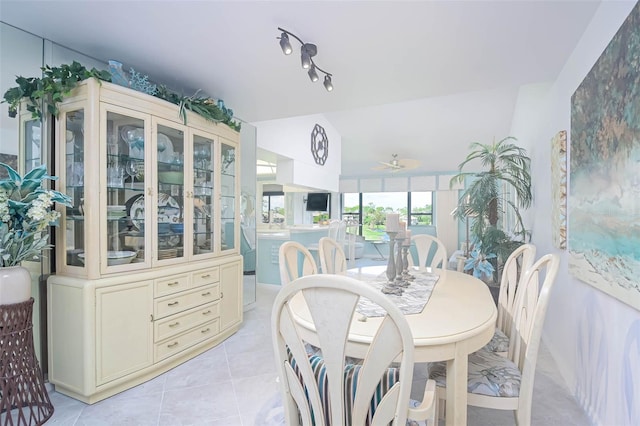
[306, 193, 329, 212]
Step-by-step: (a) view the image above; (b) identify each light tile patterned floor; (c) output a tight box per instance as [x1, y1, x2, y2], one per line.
[44, 259, 589, 425]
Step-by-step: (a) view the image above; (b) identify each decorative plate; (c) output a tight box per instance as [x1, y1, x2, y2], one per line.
[129, 194, 146, 231]
[157, 133, 174, 163]
[157, 193, 181, 224]
[127, 193, 181, 231]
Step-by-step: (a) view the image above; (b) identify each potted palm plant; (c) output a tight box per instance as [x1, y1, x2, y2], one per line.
[450, 136, 532, 283]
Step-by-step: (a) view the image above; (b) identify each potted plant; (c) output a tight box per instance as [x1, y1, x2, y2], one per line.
[449, 136, 532, 283]
[0, 163, 72, 303]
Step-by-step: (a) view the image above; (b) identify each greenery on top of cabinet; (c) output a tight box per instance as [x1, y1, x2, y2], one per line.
[2, 61, 241, 131]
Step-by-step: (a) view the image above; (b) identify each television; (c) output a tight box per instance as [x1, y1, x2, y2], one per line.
[306, 193, 330, 212]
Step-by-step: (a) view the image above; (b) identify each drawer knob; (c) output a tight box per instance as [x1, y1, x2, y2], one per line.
[201, 328, 211, 334]
[169, 322, 180, 328]
[168, 301, 179, 306]
[201, 291, 211, 297]
[201, 274, 211, 278]
[202, 310, 212, 315]
[168, 281, 179, 286]
[168, 342, 179, 348]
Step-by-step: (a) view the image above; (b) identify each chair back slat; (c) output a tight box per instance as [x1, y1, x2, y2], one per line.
[272, 274, 416, 426]
[410, 234, 447, 270]
[279, 241, 317, 285]
[318, 237, 347, 274]
[496, 244, 536, 337]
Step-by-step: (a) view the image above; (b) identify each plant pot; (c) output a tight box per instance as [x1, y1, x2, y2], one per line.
[0, 266, 31, 304]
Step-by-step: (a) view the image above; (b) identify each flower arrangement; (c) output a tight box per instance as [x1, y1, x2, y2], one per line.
[464, 243, 496, 281]
[0, 163, 72, 267]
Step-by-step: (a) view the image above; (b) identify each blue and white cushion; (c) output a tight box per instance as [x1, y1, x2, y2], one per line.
[483, 327, 509, 353]
[427, 348, 522, 398]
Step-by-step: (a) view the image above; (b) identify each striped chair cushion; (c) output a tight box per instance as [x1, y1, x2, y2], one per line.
[483, 328, 509, 353]
[427, 348, 522, 398]
[289, 354, 399, 426]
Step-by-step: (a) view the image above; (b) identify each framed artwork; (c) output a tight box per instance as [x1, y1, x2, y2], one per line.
[551, 130, 567, 249]
[569, 2, 640, 310]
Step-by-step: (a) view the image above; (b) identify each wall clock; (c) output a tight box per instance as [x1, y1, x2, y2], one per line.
[311, 124, 328, 166]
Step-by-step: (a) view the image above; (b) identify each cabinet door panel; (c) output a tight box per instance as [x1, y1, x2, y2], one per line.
[219, 260, 242, 331]
[96, 281, 153, 385]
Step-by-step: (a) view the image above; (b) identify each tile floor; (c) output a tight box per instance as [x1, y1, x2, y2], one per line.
[44, 260, 589, 425]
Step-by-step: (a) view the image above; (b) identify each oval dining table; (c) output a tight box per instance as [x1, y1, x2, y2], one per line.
[287, 265, 497, 426]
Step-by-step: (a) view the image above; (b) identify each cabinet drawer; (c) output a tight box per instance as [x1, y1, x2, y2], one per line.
[155, 274, 190, 298]
[154, 319, 220, 362]
[154, 301, 220, 342]
[154, 283, 220, 319]
[192, 267, 220, 287]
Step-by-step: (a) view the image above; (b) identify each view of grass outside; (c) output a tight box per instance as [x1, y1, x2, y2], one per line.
[262, 194, 285, 223]
[342, 192, 433, 241]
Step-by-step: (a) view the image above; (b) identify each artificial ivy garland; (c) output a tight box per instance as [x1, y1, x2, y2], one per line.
[2, 61, 241, 131]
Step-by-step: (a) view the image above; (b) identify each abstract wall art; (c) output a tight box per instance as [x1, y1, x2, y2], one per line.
[569, 1, 640, 310]
[551, 130, 567, 249]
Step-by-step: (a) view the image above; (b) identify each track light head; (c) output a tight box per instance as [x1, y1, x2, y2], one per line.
[323, 75, 333, 92]
[308, 65, 319, 82]
[300, 43, 317, 69]
[279, 32, 292, 55]
[277, 27, 334, 92]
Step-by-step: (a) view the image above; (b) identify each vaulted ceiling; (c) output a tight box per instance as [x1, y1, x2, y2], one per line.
[1, 1, 604, 176]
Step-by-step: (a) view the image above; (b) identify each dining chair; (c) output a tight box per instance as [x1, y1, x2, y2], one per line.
[484, 243, 537, 356]
[278, 241, 318, 285]
[428, 253, 560, 426]
[272, 274, 437, 425]
[318, 236, 347, 274]
[409, 234, 448, 270]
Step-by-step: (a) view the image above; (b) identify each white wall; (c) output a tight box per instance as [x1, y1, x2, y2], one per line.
[254, 114, 341, 192]
[510, 2, 639, 424]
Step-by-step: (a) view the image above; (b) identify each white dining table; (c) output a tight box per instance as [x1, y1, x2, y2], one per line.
[288, 265, 497, 426]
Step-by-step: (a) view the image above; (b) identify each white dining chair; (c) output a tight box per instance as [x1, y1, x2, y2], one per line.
[278, 241, 318, 285]
[428, 253, 560, 426]
[484, 243, 537, 356]
[409, 234, 448, 270]
[318, 236, 347, 274]
[271, 274, 437, 425]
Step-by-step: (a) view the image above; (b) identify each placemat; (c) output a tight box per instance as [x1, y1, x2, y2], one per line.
[346, 271, 439, 318]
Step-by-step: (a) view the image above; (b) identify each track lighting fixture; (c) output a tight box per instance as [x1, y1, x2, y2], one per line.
[277, 27, 333, 92]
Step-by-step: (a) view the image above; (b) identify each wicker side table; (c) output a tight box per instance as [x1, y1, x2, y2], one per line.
[0, 298, 54, 425]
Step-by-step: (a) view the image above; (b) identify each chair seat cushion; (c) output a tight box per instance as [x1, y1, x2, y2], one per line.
[289, 353, 399, 425]
[483, 327, 509, 353]
[427, 348, 522, 398]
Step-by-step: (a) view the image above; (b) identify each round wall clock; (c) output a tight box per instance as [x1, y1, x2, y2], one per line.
[311, 124, 329, 166]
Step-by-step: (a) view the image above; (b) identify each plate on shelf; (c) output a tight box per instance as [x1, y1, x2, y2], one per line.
[157, 133, 174, 163]
[158, 193, 181, 224]
[126, 193, 181, 231]
[127, 194, 145, 231]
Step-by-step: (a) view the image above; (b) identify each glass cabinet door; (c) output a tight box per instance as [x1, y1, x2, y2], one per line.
[105, 111, 147, 269]
[20, 118, 41, 174]
[63, 108, 86, 268]
[156, 122, 185, 262]
[220, 141, 236, 252]
[192, 134, 214, 256]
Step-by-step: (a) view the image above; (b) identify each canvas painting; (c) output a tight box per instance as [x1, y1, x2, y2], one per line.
[551, 130, 567, 249]
[569, 2, 640, 310]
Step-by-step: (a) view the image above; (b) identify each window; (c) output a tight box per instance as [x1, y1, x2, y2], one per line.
[341, 191, 433, 240]
[262, 192, 285, 224]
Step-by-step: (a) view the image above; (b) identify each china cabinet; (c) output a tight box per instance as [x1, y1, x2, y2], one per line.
[28, 79, 243, 403]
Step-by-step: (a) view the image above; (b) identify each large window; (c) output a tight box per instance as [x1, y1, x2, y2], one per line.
[341, 191, 433, 240]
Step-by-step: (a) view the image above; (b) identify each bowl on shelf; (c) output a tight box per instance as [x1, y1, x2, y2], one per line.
[158, 171, 183, 185]
[77, 250, 137, 266]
